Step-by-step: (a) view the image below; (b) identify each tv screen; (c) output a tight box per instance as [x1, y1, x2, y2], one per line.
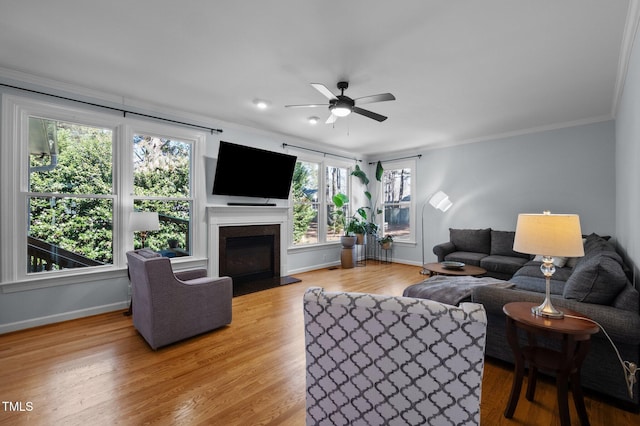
[212, 141, 297, 200]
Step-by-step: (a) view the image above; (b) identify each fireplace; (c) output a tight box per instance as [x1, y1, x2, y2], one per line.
[219, 224, 280, 283]
[207, 205, 299, 296]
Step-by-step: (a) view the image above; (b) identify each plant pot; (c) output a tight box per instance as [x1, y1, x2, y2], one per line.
[340, 236, 357, 269]
[380, 242, 392, 250]
[356, 233, 365, 245]
[340, 235, 357, 248]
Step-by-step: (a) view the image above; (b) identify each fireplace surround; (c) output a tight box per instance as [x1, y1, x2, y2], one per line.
[207, 205, 289, 279]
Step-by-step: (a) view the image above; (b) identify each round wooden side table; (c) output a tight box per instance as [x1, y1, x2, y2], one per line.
[502, 302, 600, 426]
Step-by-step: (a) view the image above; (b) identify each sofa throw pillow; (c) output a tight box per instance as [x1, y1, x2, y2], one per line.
[565, 238, 587, 268]
[450, 228, 491, 254]
[563, 252, 628, 305]
[491, 230, 530, 259]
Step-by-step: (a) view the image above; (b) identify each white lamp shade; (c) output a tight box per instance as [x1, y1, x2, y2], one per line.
[513, 213, 584, 257]
[129, 211, 160, 232]
[429, 191, 453, 212]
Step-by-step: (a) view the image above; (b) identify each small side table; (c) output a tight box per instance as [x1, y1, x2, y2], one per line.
[503, 302, 600, 426]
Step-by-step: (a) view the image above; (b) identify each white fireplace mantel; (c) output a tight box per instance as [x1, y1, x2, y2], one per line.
[207, 205, 289, 277]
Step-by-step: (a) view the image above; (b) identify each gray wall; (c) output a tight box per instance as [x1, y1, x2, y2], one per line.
[615, 22, 640, 283]
[392, 120, 617, 266]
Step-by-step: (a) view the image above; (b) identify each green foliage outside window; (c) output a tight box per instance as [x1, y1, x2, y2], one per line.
[292, 162, 316, 244]
[29, 121, 115, 268]
[27, 119, 193, 273]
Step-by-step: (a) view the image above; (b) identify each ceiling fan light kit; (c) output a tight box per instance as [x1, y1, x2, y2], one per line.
[285, 81, 395, 123]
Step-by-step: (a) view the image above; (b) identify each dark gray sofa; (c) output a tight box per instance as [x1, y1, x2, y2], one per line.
[433, 228, 531, 280]
[433, 229, 640, 409]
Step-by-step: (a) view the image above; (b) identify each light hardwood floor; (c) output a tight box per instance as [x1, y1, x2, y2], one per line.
[1, 263, 638, 425]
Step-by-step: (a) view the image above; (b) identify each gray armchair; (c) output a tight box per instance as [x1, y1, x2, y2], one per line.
[126, 249, 232, 350]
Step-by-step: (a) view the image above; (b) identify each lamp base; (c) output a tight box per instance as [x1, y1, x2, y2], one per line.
[531, 295, 564, 319]
[530, 257, 564, 319]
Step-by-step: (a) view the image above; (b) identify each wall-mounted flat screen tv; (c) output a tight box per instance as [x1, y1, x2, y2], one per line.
[212, 141, 297, 200]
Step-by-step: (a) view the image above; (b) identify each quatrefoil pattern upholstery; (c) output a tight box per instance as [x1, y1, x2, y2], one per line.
[303, 287, 487, 426]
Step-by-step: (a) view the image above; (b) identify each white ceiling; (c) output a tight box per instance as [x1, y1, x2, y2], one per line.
[0, 1, 635, 156]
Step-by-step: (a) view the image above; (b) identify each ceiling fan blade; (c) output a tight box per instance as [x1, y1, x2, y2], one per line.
[353, 107, 387, 122]
[311, 83, 338, 100]
[284, 103, 329, 108]
[354, 93, 396, 105]
[325, 114, 338, 124]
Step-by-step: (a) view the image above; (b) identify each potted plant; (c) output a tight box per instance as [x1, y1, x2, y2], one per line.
[351, 161, 384, 228]
[349, 207, 369, 243]
[332, 193, 357, 248]
[351, 161, 383, 257]
[378, 234, 394, 250]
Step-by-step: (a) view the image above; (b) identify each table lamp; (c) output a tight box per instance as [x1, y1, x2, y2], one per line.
[513, 211, 584, 318]
[130, 211, 160, 248]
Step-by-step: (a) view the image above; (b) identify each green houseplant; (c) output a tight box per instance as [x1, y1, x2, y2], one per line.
[378, 234, 394, 249]
[332, 192, 357, 268]
[351, 161, 384, 236]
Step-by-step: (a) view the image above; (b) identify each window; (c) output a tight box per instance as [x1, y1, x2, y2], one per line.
[291, 157, 351, 246]
[0, 95, 205, 284]
[132, 134, 193, 255]
[292, 161, 319, 245]
[325, 164, 349, 241]
[381, 159, 415, 241]
[27, 117, 114, 272]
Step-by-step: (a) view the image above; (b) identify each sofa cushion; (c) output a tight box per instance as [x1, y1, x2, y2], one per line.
[513, 261, 574, 282]
[510, 275, 566, 295]
[450, 228, 491, 254]
[582, 233, 616, 256]
[563, 252, 629, 305]
[444, 251, 487, 266]
[612, 284, 640, 313]
[480, 255, 529, 276]
[490, 230, 530, 259]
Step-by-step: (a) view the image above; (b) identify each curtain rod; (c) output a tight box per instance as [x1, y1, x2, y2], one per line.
[0, 83, 223, 134]
[369, 154, 422, 164]
[282, 143, 362, 162]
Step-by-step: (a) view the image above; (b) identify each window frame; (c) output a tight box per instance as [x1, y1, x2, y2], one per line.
[379, 158, 416, 243]
[0, 95, 207, 287]
[289, 153, 353, 248]
[124, 121, 205, 258]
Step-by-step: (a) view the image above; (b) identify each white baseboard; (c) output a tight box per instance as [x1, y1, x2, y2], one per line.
[0, 301, 129, 334]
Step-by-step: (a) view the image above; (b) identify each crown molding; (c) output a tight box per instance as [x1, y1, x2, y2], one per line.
[612, 0, 640, 116]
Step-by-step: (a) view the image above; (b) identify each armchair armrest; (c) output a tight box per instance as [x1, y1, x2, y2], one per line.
[433, 241, 456, 262]
[174, 268, 208, 281]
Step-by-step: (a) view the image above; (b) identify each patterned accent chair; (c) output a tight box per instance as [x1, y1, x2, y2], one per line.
[126, 249, 232, 350]
[303, 287, 487, 426]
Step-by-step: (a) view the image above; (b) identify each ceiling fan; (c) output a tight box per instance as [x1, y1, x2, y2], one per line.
[285, 81, 395, 124]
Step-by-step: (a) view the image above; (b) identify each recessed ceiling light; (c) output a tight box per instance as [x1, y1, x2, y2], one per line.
[308, 116, 320, 125]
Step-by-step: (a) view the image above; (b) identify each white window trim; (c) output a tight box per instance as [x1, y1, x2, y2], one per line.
[0, 94, 207, 288]
[123, 120, 207, 264]
[288, 151, 354, 249]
